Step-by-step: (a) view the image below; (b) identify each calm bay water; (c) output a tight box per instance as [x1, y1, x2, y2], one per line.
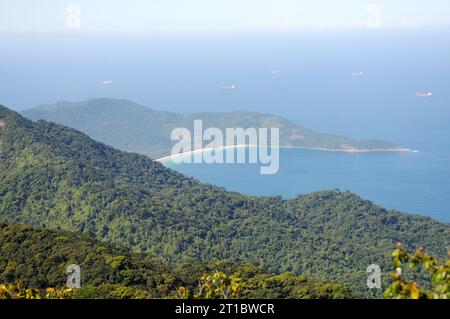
[1, 29, 449, 221]
[165, 148, 450, 222]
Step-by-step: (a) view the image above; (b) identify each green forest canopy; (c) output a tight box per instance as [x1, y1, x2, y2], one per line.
[0, 223, 351, 299]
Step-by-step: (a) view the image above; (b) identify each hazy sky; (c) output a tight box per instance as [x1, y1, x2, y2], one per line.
[1, 0, 450, 32]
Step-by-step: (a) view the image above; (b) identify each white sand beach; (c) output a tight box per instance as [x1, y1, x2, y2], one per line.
[155, 145, 412, 163]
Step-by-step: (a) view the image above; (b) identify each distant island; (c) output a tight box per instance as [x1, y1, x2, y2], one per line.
[22, 98, 411, 160]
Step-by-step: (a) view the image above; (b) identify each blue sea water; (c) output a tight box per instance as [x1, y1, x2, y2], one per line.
[165, 147, 450, 222]
[1, 29, 449, 221]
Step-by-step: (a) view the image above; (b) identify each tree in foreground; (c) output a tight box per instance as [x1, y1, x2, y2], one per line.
[178, 271, 245, 299]
[0, 283, 74, 299]
[384, 243, 449, 299]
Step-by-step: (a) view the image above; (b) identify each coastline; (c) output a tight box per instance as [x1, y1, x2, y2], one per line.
[155, 145, 413, 163]
[156, 144, 254, 163]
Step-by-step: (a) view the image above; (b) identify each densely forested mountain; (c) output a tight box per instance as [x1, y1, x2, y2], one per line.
[0, 223, 351, 299]
[0, 105, 447, 297]
[22, 98, 407, 159]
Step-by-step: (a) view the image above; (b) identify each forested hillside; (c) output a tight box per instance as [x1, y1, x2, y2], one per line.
[0, 223, 351, 299]
[22, 98, 406, 158]
[1, 104, 448, 296]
